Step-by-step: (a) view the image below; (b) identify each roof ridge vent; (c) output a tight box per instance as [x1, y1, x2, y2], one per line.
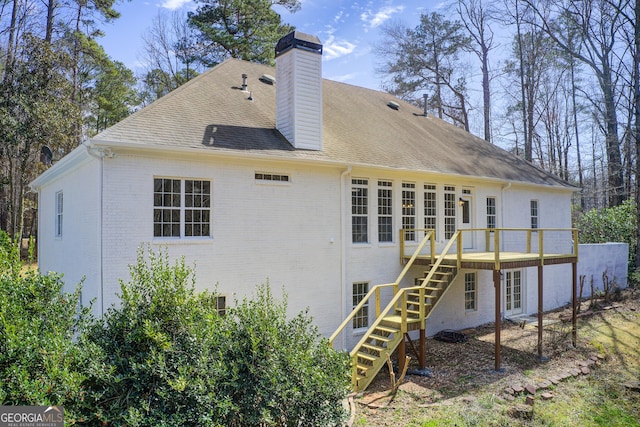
[387, 101, 400, 110]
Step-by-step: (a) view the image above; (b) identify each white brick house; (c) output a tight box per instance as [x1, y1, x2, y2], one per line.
[31, 32, 577, 368]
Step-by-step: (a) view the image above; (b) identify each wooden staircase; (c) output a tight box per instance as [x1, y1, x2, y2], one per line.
[352, 261, 458, 391]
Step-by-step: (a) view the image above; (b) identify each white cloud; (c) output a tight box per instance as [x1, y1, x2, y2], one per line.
[360, 5, 404, 29]
[322, 35, 357, 61]
[160, 0, 192, 10]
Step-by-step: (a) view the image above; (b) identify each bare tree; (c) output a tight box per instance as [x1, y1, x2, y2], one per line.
[524, 0, 627, 206]
[140, 10, 206, 103]
[458, 0, 496, 142]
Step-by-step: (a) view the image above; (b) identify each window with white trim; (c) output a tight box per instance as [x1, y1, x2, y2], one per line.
[486, 197, 496, 229]
[464, 272, 477, 311]
[351, 178, 368, 243]
[352, 282, 369, 329]
[154, 178, 211, 238]
[530, 200, 538, 229]
[424, 184, 437, 237]
[378, 180, 393, 242]
[444, 185, 457, 239]
[55, 191, 63, 237]
[402, 182, 416, 241]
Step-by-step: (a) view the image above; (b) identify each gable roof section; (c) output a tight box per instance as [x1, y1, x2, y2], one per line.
[94, 59, 572, 189]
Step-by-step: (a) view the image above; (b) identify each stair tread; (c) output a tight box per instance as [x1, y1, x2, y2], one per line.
[406, 298, 433, 306]
[361, 343, 385, 352]
[370, 334, 393, 342]
[383, 314, 422, 323]
[375, 325, 398, 334]
[356, 352, 377, 361]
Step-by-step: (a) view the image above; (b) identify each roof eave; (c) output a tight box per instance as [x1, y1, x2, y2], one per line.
[29, 145, 91, 190]
[89, 138, 576, 191]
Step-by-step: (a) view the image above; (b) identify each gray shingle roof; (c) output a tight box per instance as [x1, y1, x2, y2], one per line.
[94, 58, 573, 188]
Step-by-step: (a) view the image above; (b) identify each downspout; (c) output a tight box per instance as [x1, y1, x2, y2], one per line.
[84, 143, 114, 316]
[340, 165, 352, 350]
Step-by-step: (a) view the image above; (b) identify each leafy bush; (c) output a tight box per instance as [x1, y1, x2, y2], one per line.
[81, 246, 350, 426]
[0, 230, 95, 421]
[80, 247, 229, 426]
[217, 286, 351, 427]
[575, 199, 638, 272]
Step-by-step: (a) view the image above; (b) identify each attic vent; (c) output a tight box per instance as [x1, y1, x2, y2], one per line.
[387, 101, 400, 110]
[259, 74, 276, 85]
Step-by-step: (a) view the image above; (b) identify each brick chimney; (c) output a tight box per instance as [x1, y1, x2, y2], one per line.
[275, 31, 323, 151]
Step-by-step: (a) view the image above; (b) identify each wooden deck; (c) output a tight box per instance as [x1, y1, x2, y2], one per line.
[406, 251, 577, 270]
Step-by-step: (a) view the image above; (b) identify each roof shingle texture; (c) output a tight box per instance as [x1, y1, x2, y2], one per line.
[95, 59, 571, 188]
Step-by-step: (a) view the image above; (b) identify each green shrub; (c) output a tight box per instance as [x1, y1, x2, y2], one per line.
[82, 246, 350, 426]
[217, 286, 351, 427]
[575, 199, 638, 273]
[0, 230, 95, 422]
[80, 247, 229, 426]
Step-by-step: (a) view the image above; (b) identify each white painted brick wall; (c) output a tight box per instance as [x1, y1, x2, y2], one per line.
[39, 151, 578, 344]
[100, 153, 343, 336]
[37, 151, 101, 310]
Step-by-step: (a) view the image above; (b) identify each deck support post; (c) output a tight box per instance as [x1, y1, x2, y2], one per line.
[572, 261, 577, 347]
[419, 327, 426, 369]
[398, 335, 406, 373]
[537, 264, 543, 359]
[493, 269, 501, 371]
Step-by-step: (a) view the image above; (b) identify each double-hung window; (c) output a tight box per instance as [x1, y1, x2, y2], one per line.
[424, 184, 437, 237]
[55, 191, 63, 238]
[443, 185, 457, 239]
[377, 180, 393, 242]
[464, 272, 477, 311]
[352, 282, 369, 329]
[154, 178, 211, 238]
[486, 197, 496, 229]
[530, 200, 539, 229]
[352, 179, 368, 243]
[402, 182, 416, 241]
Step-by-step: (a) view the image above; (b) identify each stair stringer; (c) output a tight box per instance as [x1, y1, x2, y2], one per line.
[351, 264, 460, 392]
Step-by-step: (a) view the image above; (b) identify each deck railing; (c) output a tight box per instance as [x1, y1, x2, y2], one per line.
[401, 227, 578, 270]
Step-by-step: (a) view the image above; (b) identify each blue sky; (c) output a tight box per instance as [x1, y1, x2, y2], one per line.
[100, 0, 454, 91]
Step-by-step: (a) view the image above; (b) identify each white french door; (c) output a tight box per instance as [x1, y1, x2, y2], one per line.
[504, 270, 523, 316]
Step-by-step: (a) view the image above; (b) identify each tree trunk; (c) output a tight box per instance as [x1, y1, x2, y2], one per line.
[601, 64, 624, 207]
[515, 0, 531, 161]
[45, 0, 57, 43]
[570, 58, 585, 210]
[635, 0, 640, 269]
[3, 0, 20, 83]
[481, 43, 491, 142]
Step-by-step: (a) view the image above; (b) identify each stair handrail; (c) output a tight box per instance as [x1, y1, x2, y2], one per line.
[415, 230, 461, 290]
[348, 230, 462, 359]
[329, 230, 434, 346]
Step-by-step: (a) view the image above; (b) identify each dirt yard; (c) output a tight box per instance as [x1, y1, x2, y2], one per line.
[353, 288, 640, 426]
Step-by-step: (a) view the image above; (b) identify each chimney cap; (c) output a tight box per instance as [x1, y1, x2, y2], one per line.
[275, 31, 322, 57]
